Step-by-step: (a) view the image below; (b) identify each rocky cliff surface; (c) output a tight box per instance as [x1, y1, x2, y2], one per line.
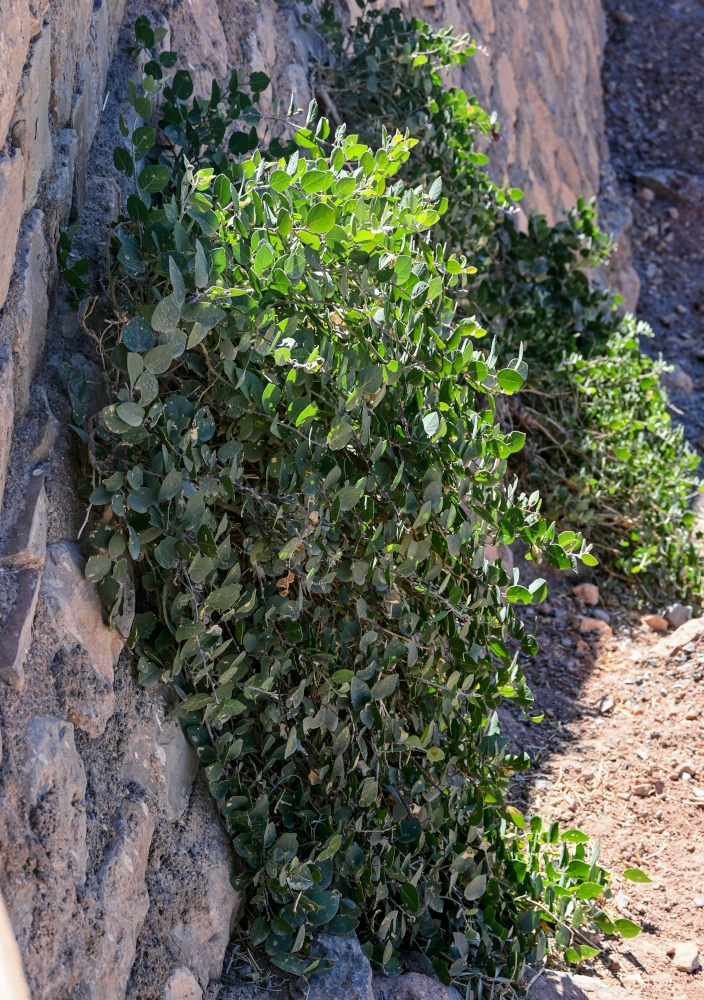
[0, 1, 634, 996]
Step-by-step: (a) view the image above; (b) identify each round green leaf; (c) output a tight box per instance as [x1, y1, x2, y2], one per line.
[116, 401, 145, 427]
[122, 317, 154, 353]
[138, 164, 170, 193]
[85, 554, 111, 583]
[307, 203, 336, 234]
[497, 368, 525, 393]
[151, 294, 181, 333]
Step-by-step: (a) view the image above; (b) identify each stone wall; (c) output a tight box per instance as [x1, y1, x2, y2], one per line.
[389, 0, 608, 223]
[0, 1, 635, 998]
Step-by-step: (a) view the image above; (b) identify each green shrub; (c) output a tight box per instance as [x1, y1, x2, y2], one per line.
[76, 23, 642, 991]
[320, 4, 703, 602]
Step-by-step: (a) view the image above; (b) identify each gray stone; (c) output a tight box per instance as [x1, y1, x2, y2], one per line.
[0, 567, 42, 690]
[42, 541, 122, 736]
[0, 149, 25, 312]
[526, 969, 617, 998]
[22, 716, 88, 884]
[0, 470, 47, 567]
[306, 934, 373, 1000]
[164, 966, 203, 1000]
[53, 643, 116, 738]
[122, 712, 199, 821]
[85, 798, 154, 1000]
[1, 209, 49, 418]
[665, 604, 693, 629]
[598, 173, 640, 314]
[10, 23, 53, 211]
[372, 972, 458, 999]
[661, 366, 694, 395]
[633, 168, 704, 203]
[168, 0, 228, 99]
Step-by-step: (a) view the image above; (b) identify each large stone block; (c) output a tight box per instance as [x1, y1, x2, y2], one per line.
[10, 23, 53, 212]
[70, 0, 116, 216]
[0, 210, 48, 417]
[0, 150, 25, 313]
[49, 0, 94, 126]
[0, 0, 30, 143]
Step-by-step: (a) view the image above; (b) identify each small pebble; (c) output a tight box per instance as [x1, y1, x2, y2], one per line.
[642, 613, 669, 633]
[534, 778, 554, 790]
[597, 693, 615, 714]
[614, 890, 631, 915]
[579, 616, 614, 638]
[671, 942, 701, 973]
[669, 761, 696, 781]
[632, 783, 652, 797]
[572, 582, 600, 606]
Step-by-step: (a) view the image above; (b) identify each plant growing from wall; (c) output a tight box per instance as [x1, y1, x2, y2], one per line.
[77, 21, 650, 992]
[318, 3, 703, 602]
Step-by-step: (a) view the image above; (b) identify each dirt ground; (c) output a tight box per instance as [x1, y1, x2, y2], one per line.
[505, 3, 704, 997]
[506, 585, 704, 1000]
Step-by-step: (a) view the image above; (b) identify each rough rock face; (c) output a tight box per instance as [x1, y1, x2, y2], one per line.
[0, 1, 632, 998]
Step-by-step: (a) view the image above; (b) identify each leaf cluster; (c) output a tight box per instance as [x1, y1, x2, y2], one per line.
[78, 26, 626, 991]
[320, 3, 703, 602]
